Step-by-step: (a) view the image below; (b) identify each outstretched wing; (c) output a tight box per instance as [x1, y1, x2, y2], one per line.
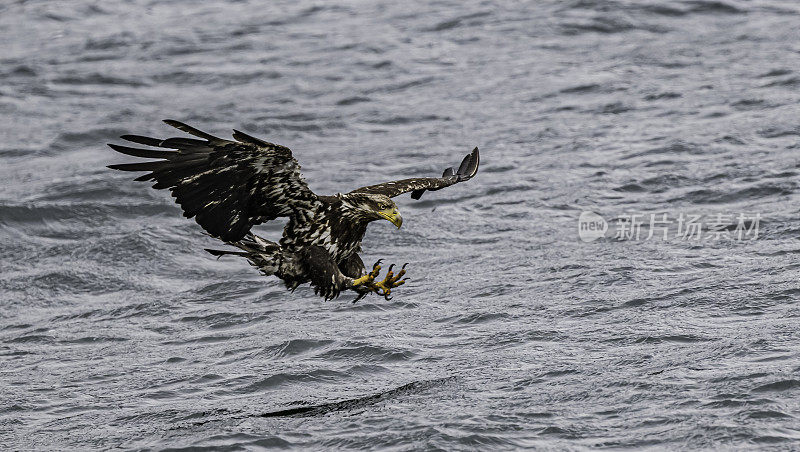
[108, 120, 322, 241]
[350, 147, 479, 199]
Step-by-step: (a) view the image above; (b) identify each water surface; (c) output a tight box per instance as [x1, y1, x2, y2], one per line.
[2, 0, 800, 449]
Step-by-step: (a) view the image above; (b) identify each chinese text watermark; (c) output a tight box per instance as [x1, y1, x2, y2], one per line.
[578, 211, 760, 243]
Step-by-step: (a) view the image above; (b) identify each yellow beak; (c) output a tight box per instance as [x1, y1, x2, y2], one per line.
[378, 208, 403, 228]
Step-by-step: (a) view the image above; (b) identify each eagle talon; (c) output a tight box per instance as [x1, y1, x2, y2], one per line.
[365, 263, 407, 300]
[351, 259, 385, 288]
[352, 290, 369, 304]
[370, 261, 382, 278]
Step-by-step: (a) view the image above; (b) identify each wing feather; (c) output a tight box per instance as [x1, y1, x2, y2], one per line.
[107, 143, 175, 159]
[351, 147, 479, 199]
[232, 129, 271, 146]
[119, 134, 164, 147]
[108, 120, 321, 241]
[162, 119, 224, 142]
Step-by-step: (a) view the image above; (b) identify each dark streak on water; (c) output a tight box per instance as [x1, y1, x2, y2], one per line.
[1, 0, 800, 450]
[260, 377, 458, 419]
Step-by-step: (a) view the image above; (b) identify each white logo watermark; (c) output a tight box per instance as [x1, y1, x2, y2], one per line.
[578, 211, 608, 242]
[578, 211, 761, 242]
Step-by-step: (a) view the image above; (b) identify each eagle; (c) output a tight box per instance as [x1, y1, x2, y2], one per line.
[108, 120, 479, 302]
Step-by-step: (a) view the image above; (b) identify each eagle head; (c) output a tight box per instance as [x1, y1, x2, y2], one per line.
[340, 193, 402, 228]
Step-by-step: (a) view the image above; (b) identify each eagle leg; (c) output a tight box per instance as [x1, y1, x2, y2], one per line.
[350, 260, 383, 303]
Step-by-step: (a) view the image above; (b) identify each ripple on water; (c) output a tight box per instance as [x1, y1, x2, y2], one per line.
[260, 377, 457, 418]
[751, 379, 800, 393]
[177, 311, 272, 330]
[259, 339, 336, 358]
[314, 342, 416, 362]
[236, 369, 351, 393]
[671, 182, 796, 204]
[435, 312, 512, 325]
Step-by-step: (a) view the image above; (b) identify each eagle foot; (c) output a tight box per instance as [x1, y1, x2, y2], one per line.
[351, 259, 383, 288]
[370, 263, 408, 301]
[350, 261, 407, 302]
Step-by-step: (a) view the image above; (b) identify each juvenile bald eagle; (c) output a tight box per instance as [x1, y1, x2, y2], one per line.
[108, 120, 479, 301]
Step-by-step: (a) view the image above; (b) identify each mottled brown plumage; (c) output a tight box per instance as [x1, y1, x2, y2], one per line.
[108, 120, 479, 301]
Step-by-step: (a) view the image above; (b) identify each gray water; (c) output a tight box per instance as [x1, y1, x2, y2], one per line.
[2, 0, 800, 450]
